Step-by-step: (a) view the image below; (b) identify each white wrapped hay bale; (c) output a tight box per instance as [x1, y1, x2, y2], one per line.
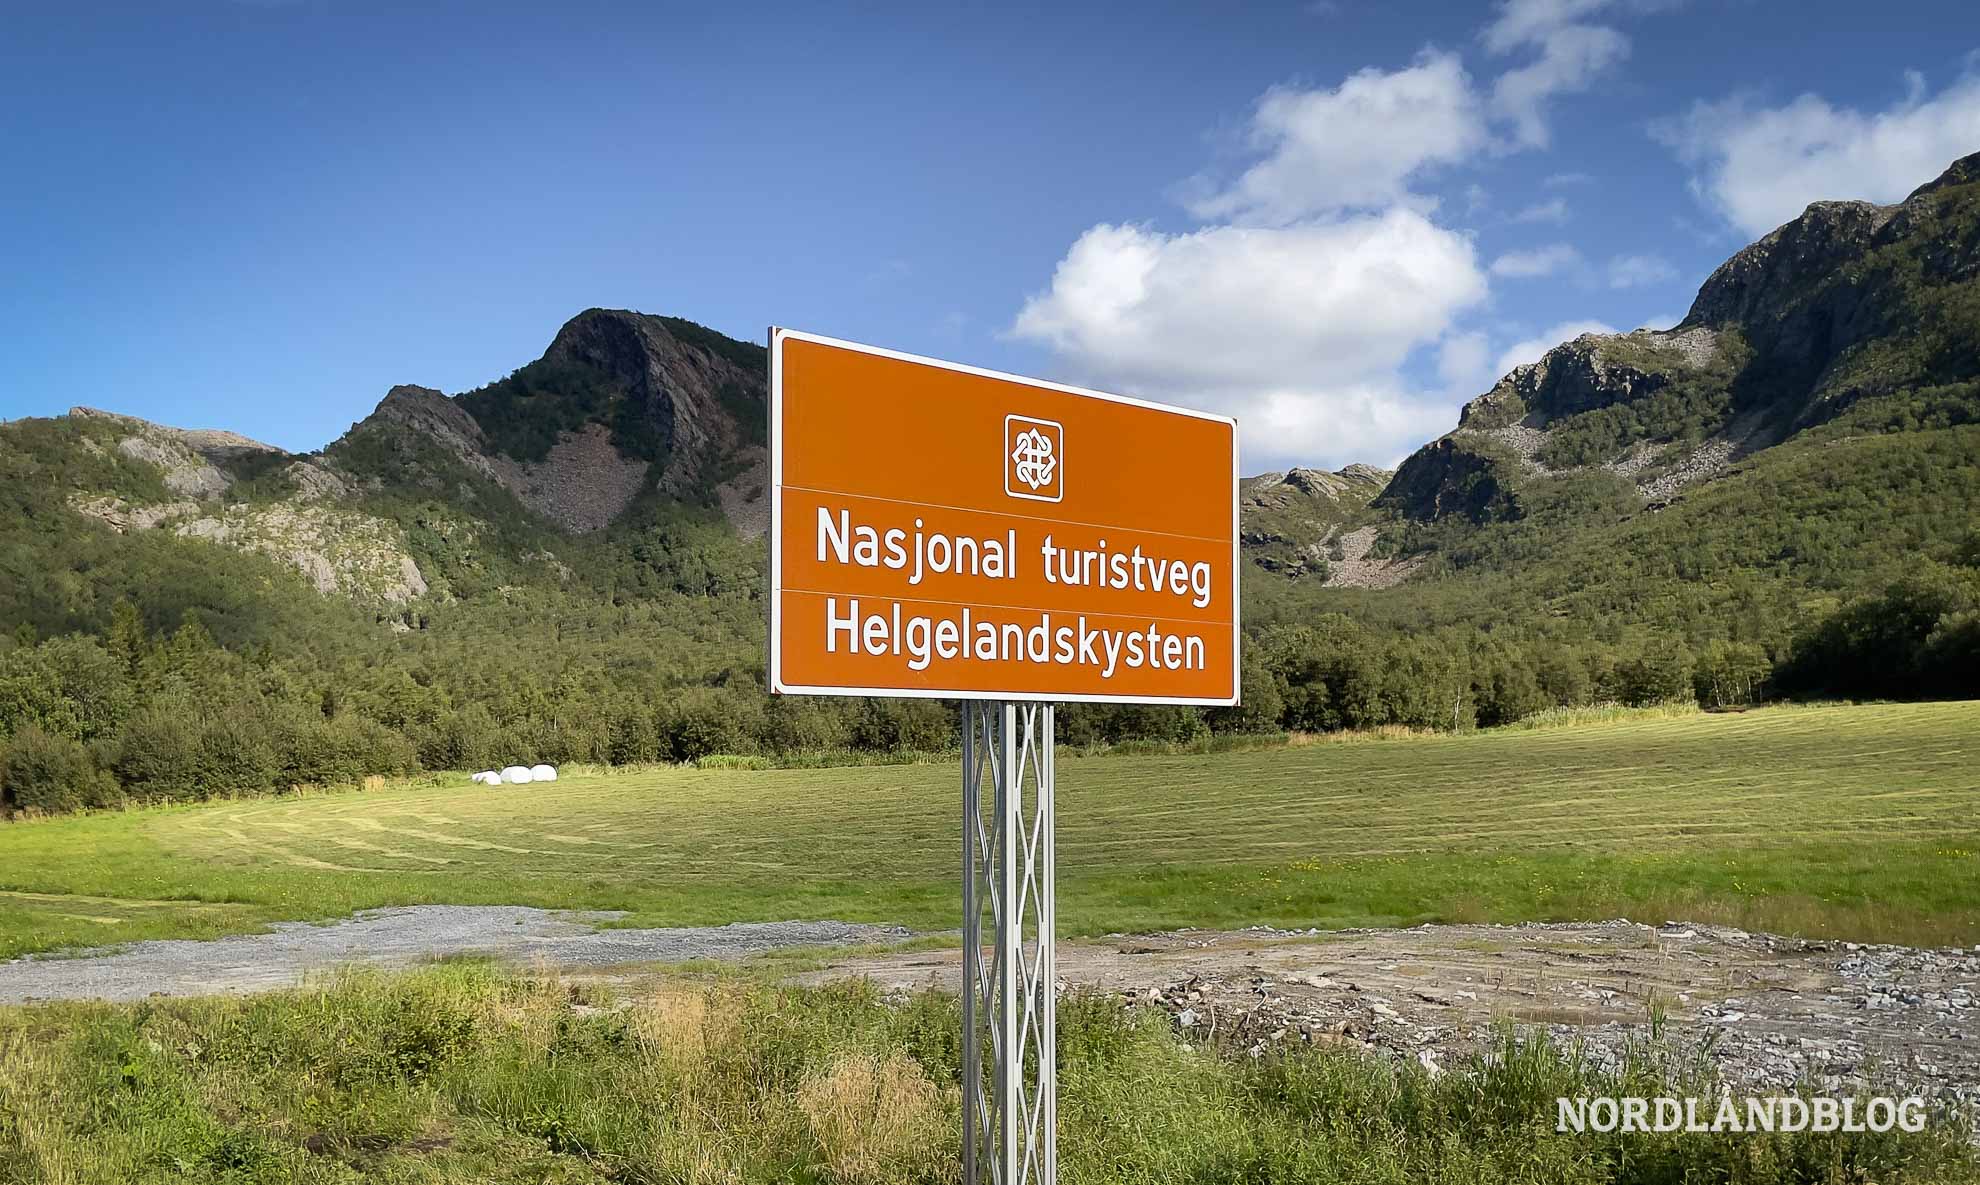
[500, 765, 534, 784]
[471, 770, 501, 785]
[529, 764, 558, 782]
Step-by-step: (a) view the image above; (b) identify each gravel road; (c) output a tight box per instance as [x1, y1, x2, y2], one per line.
[0, 907, 909, 1003]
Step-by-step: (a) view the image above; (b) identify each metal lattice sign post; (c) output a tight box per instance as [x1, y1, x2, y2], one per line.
[963, 701, 1055, 1184]
[766, 328, 1238, 1182]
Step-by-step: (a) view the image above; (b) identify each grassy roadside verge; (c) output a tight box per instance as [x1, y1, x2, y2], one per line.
[2, 964, 1973, 1184]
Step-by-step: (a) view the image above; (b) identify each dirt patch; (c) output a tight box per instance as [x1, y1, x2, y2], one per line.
[799, 919, 1980, 1111]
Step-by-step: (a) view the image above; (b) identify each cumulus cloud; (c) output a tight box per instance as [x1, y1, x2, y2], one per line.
[1491, 243, 1582, 277]
[1494, 318, 1616, 376]
[1011, 212, 1489, 466]
[1187, 52, 1486, 224]
[1607, 252, 1678, 287]
[1654, 69, 1980, 236]
[1010, 4, 1684, 470]
[1483, 0, 1632, 147]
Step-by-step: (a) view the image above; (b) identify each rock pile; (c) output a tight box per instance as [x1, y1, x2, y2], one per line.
[1114, 920, 1979, 1130]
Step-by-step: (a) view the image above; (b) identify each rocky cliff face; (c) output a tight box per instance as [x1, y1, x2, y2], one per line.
[1374, 151, 1980, 527]
[535, 310, 765, 500]
[328, 310, 770, 537]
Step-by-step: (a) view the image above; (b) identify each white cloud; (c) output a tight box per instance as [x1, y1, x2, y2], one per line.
[1654, 69, 1980, 236]
[1491, 243, 1582, 277]
[1607, 252, 1678, 287]
[1011, 212, 1489, 467]
[1494, 318, 1616, 376]
[1511, 197, 1571, 223]
[1637, 311, 1684, 330]
[1543, 170, 1595, 186]
[1187, 51, 1486, 224]
[1480, 0, 1611, 53]
[1011, 7, 1687, 468]
[1483, 0, 1632, 147]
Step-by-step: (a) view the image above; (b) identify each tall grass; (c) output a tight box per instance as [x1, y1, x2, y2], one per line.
[0, 966, 1971, 1184]
[1501, 701, 1703, 731]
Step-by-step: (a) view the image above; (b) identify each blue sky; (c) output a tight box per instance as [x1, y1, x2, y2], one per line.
[3, 1, 1977, 470]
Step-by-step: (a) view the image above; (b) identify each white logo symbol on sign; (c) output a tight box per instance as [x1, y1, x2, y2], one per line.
[1004, 414, 1064, 503]
[1010, 428, 1057, 491]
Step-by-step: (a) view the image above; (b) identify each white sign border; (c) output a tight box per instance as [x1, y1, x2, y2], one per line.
[768, 325, 1241, 707]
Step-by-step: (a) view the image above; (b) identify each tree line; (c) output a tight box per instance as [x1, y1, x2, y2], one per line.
[4, 552, 1975, 818]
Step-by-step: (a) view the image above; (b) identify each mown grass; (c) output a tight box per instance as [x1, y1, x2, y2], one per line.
[0, 701, 1975, 960]
[0, 964, 1972, 1184]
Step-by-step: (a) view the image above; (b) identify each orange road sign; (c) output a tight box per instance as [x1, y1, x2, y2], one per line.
[769, 328, 1239, 704]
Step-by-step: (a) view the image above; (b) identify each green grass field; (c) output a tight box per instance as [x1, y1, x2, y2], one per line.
[0, 701, 1976, 960]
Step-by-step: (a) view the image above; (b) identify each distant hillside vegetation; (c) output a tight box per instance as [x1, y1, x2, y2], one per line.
[3, 159, 1979, 816]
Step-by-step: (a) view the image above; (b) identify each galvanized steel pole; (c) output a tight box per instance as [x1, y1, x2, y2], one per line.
[962, 701, 1057, 1184]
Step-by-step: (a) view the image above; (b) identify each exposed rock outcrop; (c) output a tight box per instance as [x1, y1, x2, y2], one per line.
[70, 406, 289, 500]
[174, 504, 428, 604]
[68, 495, 201, 533]
[492, 422, 649, 535]
[1239, 464, 1390, 577]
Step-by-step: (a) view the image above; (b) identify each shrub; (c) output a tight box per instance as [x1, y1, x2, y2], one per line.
[1, 723, 122, 814]
[663, 687, 764, 761]
[105, 704, 204, 803]
[1616, 641, 1696, 707]
[193, 714, 278, 797]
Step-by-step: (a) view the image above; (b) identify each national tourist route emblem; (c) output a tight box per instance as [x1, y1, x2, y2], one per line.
[1005, 415, 1062, 502]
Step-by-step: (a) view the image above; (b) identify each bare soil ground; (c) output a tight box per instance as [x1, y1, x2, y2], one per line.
[797, 919, 1980, 1112]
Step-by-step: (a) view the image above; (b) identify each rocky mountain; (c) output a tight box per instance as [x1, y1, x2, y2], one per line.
[33, 306, 1394, 607]
[328, 309, 770, 538]
[9, 154, 1980, 628]
[1377, 152, 1980, 538]
[28, 311, 774, 609]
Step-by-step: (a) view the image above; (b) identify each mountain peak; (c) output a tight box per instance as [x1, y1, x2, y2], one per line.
[327, 311, 770, 536]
